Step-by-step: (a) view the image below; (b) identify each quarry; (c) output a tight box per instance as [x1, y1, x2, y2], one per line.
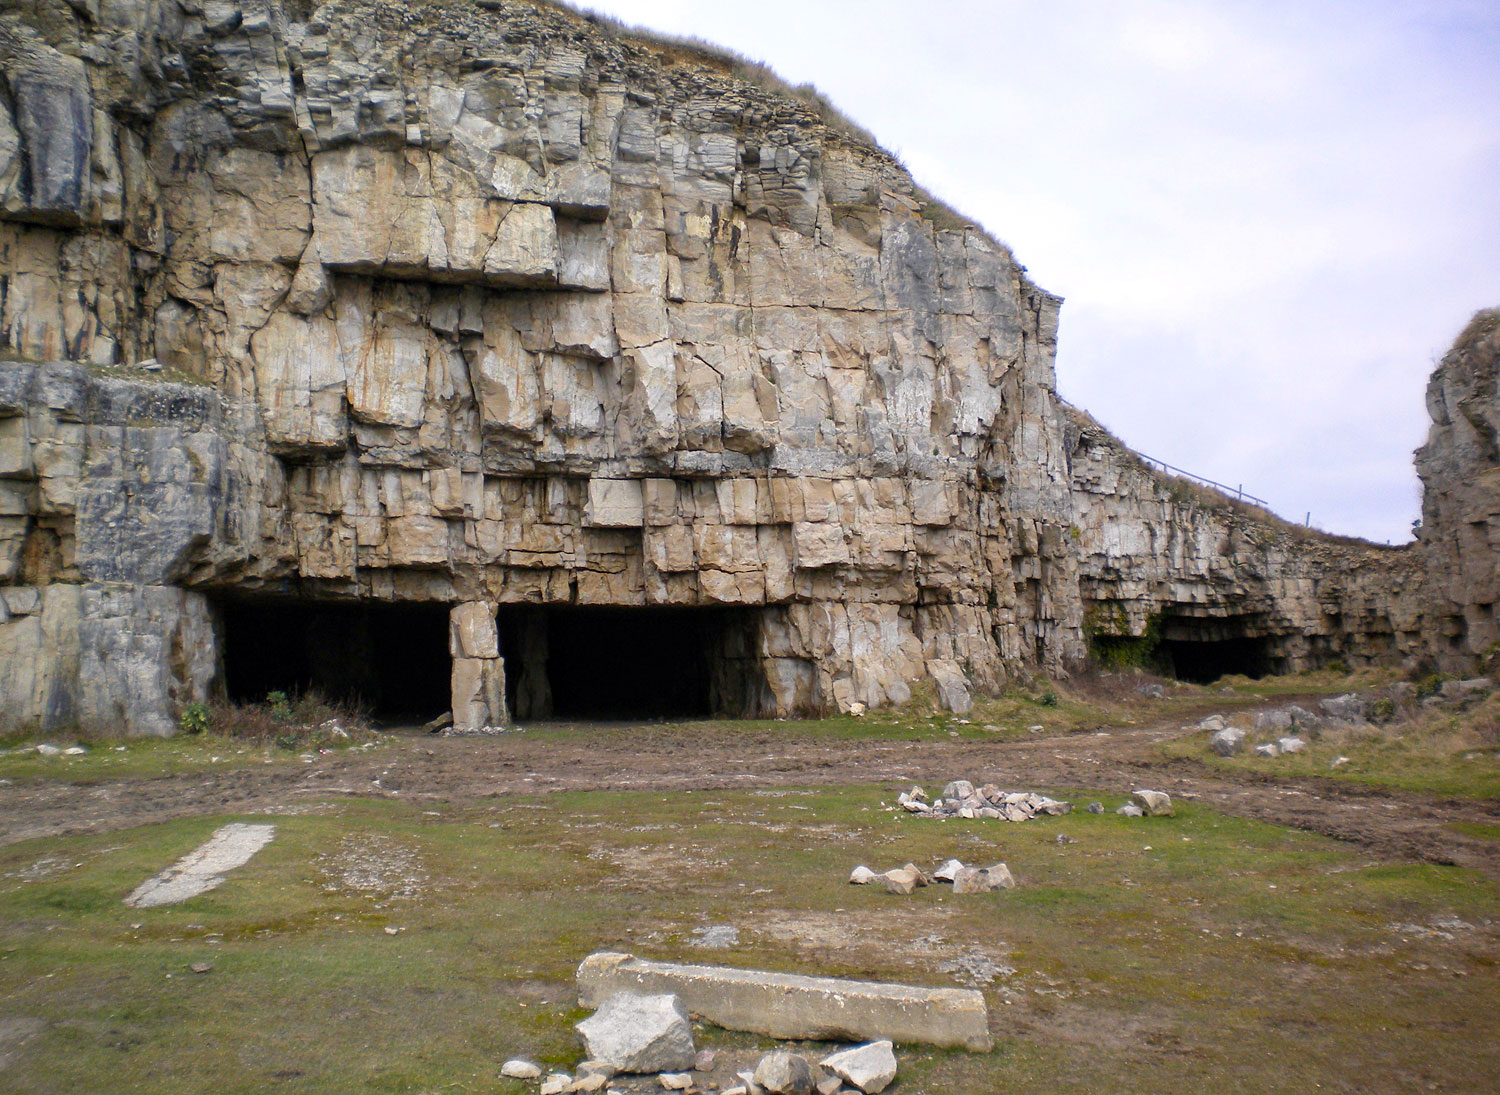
[1, 0, 1492, 737]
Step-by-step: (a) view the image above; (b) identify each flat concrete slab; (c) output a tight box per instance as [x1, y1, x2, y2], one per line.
[125, 823, 276, 908]
[577, 952, 992, 1052]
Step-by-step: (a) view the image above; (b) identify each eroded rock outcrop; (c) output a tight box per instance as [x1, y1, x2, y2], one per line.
[1416, 309, 1500, 668]
[0, 0, 1465, 734]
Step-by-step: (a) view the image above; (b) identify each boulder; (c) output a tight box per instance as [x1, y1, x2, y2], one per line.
[1319, 693, 1367, 720]
[1197, 714, 1227, 732]
[754, 1051, 814, 1095]
[1210, 727, 1246, 756]
[1116, 803, 1144, 817]
[820, 1041, 898, 1094]
[501, 1059, 542, 1079]
[952, 863, 1014, 894]
[540, 1074, 571, 1095]
[1253, 742, 1280, 757]
[1131, 789, 1174, 817]
[940, 779, 975, 802]
[849, 865, 878, 885]
[574, 992, 696, 1074]
[1277, 736, 1306, 754]
[881, 868, 919, 895]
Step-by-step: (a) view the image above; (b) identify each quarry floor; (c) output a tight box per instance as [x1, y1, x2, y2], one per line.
[4, 697, 1498, 877]
[4, 679, 1500, 1093]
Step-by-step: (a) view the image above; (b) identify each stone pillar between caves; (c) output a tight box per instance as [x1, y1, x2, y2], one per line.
[449, 602, 508, 729]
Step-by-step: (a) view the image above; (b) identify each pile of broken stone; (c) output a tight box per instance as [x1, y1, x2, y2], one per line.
[890, 779, 1072, 822]
[849, 858, 1015, 895]
[503, 992, 898, 1094]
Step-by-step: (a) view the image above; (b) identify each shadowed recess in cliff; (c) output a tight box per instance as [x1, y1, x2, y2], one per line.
[496, 604, 766, 721]
[216, 597, 452, 723]
[1158, 613, 1277, 684]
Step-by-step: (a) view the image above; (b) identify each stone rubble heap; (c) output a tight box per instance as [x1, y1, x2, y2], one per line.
[891, 779, 1072, 821]
[849, 858, 1017, 895]
[508, 990, 900, 1094]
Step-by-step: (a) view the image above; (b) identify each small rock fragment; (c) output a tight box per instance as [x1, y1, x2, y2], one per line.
[932, 858, 965, 883]
[940, 779, 975, 802]
[820, 1040, 898, 1094]
[541, 1074, 572, 1095]
[754, 1051, 814, 1095]
[1131, 789, 1174, 817]
[848, 865, 878, 885]
[661, 1073, 695, 1090]
[1116, 803, 1144, 817]
[502, 1059, 543, 1079]
[189, 961, 213, 974]
[1210, 727, 1246, 756]
[1198, 714, 1227, 732]
[816, 1075, 844, 1095]
[1253, 742, 1280, 758]
[694, 1048, 717, 1072]
[880, 868, 918, 895]
[36, 743, 61, 757]
[1086, 802, 1104, 814]
[1277, 736, 1306, 754]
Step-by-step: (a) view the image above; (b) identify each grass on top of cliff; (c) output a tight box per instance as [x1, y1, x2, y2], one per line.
[0, 787, 1496, 1095]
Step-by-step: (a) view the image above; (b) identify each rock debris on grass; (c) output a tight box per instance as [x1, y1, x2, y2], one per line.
[851, 858, 1013, 895]
[892, 780, 1071, 821]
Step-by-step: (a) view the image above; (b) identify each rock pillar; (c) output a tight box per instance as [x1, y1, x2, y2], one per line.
[450, 602, 507, 729]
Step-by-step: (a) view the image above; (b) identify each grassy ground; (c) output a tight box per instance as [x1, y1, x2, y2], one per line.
[1160, 689, 1500, 800]
[1, 780, 1496, 1094]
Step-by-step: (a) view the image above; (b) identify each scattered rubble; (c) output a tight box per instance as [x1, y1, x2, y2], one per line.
[893, 781, 1071, 822]
[851, 858, 1011, 896]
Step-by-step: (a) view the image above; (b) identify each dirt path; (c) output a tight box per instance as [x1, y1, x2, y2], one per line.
[4, 709, 1498, 876]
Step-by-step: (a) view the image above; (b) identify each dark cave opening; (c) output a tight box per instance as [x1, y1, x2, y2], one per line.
[1161, 635, 1273, 683]
[496, 604, 761, 721]
[216, 597, 451, 724]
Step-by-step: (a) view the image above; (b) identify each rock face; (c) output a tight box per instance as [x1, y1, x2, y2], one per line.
[0, 0, 1484, 735]
[1416, 309, 1500, 669]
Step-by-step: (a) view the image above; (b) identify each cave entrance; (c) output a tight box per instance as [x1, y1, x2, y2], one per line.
[1158, 614, 1275, 683]
[496, 605, 763, 720]
[216, 597, 451, 724]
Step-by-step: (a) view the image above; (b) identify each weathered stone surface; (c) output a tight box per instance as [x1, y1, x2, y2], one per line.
[1131, 789, 1175, 817]
[753, 1051, 814, 1095]
[1417, 310, 1500, 669]
[1210, 728, 1247, 756]
[0, 0, 1483, 737]
[952, 864, 1015, 894]
[125, 823, 276, 907]
[574, 992, 695, 1075]
[577, 952, 992, 1051]
[819, 1041, 898, 1094]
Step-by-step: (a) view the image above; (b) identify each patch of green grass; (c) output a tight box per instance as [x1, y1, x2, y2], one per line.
[0, 733, 388, 785]
[1161, 723, 1500, 799]
[1, 785, 1496, 1094]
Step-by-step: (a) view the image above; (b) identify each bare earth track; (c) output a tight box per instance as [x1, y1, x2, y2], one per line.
[4, 704, 1498, 878]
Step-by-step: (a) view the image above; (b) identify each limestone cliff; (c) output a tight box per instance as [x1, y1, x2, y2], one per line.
[0, 0, 1440, 734]
[1416, 309, 1500, 667]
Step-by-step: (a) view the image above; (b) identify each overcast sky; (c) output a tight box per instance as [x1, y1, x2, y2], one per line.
[574, 0, 1499, 543]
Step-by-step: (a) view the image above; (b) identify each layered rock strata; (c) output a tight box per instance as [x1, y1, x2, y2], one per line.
[1416, 310, 1500, 668]
[0, 0, 1458, 734]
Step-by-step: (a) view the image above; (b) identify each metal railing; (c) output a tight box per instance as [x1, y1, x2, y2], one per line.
[1135, 453, 1271, 510]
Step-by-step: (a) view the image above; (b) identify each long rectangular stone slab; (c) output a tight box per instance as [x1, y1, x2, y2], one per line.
[125, 823, 276, 908]
[577, 952, 992, 1052]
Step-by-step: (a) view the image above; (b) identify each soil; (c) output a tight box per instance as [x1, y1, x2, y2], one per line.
[3, 704, 1499, 878]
